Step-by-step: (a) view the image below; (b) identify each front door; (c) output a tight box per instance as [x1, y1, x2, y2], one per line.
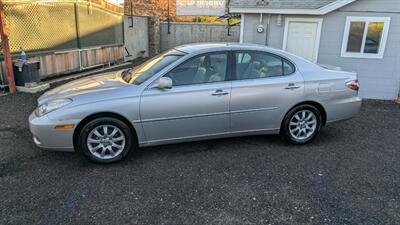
[140, 52, 231, 144]
[283, 18, 322, 62]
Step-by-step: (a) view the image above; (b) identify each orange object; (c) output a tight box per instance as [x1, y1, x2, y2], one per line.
[0, 0, 16, 93]
[54, 124, 75, 129]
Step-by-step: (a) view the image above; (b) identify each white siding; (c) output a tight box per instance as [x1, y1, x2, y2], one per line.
[242, 14, 268, 45]
[318, 11, 400, 100]
[342, 0, 400, 12]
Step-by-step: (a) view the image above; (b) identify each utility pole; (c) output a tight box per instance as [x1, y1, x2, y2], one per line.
[0, 0, 16, 93]
[226, 0, 231, 36]
[167, 0, 170, 34]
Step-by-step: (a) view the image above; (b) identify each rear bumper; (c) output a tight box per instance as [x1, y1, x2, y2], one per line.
[324, 96, 362, 124]
[29, 112, 78, 152]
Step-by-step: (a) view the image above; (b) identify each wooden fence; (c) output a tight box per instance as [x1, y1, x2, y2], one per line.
[0, 45, 124, 82]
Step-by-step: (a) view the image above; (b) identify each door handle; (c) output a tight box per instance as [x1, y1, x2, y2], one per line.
[212, 89, 229, 96]
[285, 83, 301, 90]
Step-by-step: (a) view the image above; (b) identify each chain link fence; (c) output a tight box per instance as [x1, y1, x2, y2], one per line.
[1, 0, 123, 54]
[77, 2, 123, 48]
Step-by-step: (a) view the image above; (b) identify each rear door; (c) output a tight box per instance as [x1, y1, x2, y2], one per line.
[230, 50, 305, 132]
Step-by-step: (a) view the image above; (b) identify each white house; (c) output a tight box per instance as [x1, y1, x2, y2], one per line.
[230, 0, 400, 100]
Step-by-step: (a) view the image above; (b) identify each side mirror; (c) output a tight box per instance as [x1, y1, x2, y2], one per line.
[156, 77, 173, 89]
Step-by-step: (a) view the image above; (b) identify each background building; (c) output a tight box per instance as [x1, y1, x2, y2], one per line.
[124, 0, 193, 21]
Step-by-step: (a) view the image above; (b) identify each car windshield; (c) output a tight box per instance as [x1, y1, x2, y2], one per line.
[123, 50, 185, 85]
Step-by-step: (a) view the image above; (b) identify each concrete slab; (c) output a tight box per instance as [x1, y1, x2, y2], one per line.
[16, 83, 50, 93]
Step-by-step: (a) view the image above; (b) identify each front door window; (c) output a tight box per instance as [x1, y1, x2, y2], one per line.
[164, 52, 228, 86]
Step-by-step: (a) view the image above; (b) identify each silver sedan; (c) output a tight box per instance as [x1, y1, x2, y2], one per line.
[29, 43, 362, 163]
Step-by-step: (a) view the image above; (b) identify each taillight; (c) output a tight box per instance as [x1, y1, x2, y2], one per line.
[346, 80, 360, 91]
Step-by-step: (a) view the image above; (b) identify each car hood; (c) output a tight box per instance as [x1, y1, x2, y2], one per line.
[38, 71, 129, 105]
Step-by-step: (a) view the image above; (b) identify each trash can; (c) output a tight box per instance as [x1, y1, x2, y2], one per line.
[13, 60, 41, 87]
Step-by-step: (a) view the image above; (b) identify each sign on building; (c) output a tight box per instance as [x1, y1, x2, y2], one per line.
[176, 0, 226, 16]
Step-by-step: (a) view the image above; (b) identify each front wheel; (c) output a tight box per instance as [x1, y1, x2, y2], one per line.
[280, 105, 322, 144]
[77, 117, 134, 163]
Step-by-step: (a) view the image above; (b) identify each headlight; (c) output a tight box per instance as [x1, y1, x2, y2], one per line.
[35, 99, 72, 117]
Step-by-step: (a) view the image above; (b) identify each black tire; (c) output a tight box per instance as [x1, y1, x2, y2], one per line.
[280, 104, 322, 144]
[77, 117, 134, 163]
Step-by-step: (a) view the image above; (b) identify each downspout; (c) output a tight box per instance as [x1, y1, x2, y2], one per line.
[266, 14, 271, 46]
[239, 13, 245, 43]
[258, 13, 264, 45]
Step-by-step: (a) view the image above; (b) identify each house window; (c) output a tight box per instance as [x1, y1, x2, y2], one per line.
[341, 17, 391, 59]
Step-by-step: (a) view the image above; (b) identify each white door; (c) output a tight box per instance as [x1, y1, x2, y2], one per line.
[283, 18, 322, 62]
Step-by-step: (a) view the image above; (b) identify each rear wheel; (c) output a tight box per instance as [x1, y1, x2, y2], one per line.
[281, 104, 322, 144]
[78, 117, 134, 163]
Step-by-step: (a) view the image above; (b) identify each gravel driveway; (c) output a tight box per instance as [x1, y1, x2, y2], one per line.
[0, 82, 399, 225]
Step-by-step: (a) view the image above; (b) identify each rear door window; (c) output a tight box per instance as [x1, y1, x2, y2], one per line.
[283, 59, 295, 75]
[234, 51, 295, 80]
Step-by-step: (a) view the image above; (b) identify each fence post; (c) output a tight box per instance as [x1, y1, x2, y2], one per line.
[226, 0, 231, 36]
[148, 17, 160, 57]
[74, 2, 81, 49]
[0, 0, 16, 93]
[74, 2, 83, 70]
[130, 0, 133, 28]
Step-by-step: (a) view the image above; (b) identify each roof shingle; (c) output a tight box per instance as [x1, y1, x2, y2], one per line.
[229, 0, 338, 9]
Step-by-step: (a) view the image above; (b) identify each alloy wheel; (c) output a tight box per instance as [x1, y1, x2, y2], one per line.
[86, 125, 126, 160]
[288, 109, 317, 141]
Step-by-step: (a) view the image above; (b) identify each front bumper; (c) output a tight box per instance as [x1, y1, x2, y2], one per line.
[29, 112, 80, 152]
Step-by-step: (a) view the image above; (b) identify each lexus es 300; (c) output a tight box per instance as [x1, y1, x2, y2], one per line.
[29, 43, 362, 163]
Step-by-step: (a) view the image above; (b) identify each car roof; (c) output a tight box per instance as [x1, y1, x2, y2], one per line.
[174, 42, 279, 54]
[173, 42, 321, 72]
